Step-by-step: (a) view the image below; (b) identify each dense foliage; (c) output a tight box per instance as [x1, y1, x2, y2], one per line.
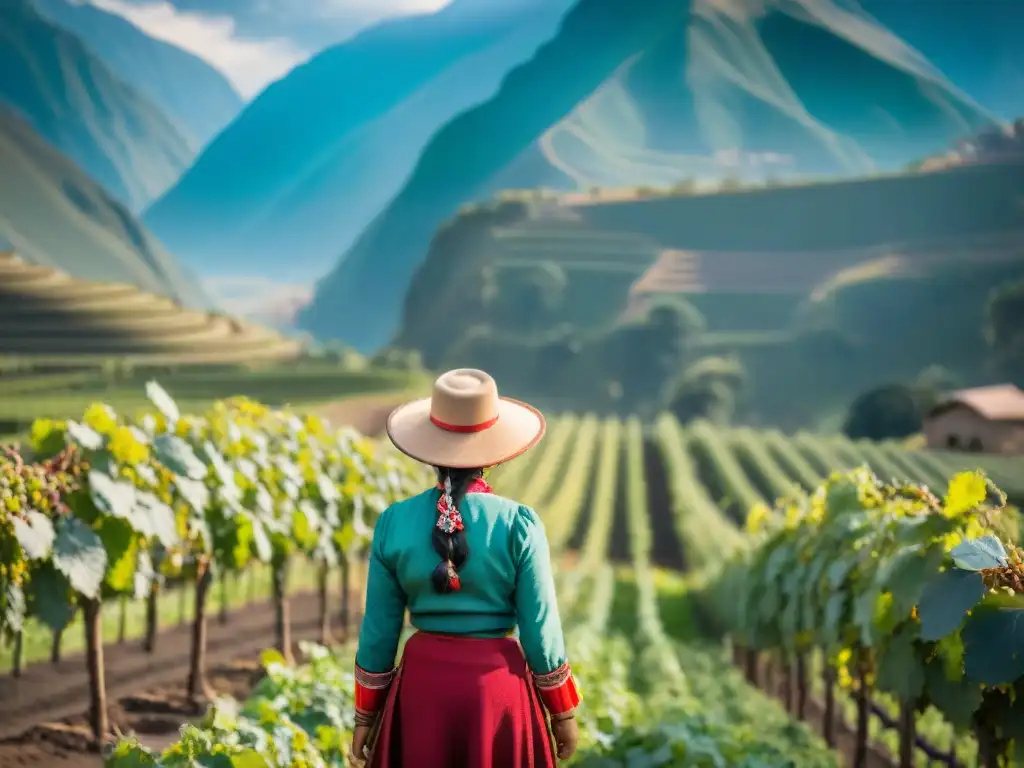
[0, 383, 429, 736]
[709, 466, 1024, 760]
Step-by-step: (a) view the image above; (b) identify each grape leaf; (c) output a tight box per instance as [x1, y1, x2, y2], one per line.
[875, 626, 924, 700]
[134, 549, 155, 600]
[176, 476, 211, 514]
[883, 544, 945, 617]
[101, 517, 137, 594]
[134, 491, 180, 548]
[962, 606, 1024, 685]
[317, 474, 339, 504]
[950, 535, 1007, 571]
[827, 557, 854, 589]
[924, 661, 981, 729]
[249, 516, 273, 563]
[822, 593, 846, 647]
[53, 516, 108, 599]
[917, 569, 986, 641]
[825, 479, 863, 516]
[4, 582, 25, 633]
[153, 434, 206, 479]
[89, 469, 138, 520]
[65, 420, 104, 451]
[11, 509, 55, 560]
[145, 380, 180, 425]
[29, 565, 76, 631]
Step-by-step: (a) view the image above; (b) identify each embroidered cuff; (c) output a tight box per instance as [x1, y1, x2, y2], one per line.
[355, 664, 395, 713]
[533, 662, 582, 715]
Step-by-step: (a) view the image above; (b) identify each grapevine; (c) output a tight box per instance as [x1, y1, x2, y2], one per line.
[707, 466, 1024, 763]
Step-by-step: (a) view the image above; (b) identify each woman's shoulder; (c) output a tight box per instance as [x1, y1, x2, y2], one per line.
[472, 492, 536, 520]
[473, 494, 545, 543]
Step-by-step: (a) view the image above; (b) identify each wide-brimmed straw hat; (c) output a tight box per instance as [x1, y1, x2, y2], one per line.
[386, 369, 545, 469]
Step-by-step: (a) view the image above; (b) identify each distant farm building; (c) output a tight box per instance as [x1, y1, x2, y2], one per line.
[924, 384, 1024, 455]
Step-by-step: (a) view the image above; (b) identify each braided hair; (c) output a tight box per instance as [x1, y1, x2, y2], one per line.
[431, 466, 482, 593]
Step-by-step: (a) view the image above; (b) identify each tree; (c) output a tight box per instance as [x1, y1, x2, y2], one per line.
[492, 262, 567, 335]
[664, 355, 748, 425]
[842, 384, 924, 441]
[602, 298, 707, 411]
[985, 280, 1024, 385]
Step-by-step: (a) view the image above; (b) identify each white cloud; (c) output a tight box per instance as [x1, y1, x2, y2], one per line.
[313, 0, 453, 15]
[86, 0, 310, 98]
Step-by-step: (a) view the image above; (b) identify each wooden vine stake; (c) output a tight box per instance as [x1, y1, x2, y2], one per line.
[11, 629, 23, 677]
[822, 664, 836, 747]
[82, 598, 108, 743]
[897, 700, 916, 768]
[794, 652, 808, 720]
[744, 648, 759, 686]
[50, 627, 63, 664]
[271, 555, 293, 664]
[143, 581, 159, 652]
[763, 653, 775, 691]
[186, 560, 213, 705]
[780, 655, 793, 713]
[853, 649, 870, 768]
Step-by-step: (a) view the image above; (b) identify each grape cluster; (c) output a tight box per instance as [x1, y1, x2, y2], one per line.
[980, 544, 1024, 592]
[0, 444, 85, 520]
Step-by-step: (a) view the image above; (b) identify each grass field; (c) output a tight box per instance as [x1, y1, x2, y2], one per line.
[0, 364, 429, 442]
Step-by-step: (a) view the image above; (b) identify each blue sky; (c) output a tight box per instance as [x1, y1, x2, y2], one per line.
[77, 0, 455, 97]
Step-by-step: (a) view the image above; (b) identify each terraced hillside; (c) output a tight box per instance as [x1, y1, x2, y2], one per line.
[0, 109, 206, 306]
[0, 252, 301, 366]
[400, 162, 1024, 344]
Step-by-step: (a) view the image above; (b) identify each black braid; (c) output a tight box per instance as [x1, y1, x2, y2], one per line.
[430, 466, 482, 594]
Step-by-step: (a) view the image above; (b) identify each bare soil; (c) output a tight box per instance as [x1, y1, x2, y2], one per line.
[641, 434, 685, 570]
[607, 441, 631, 562]
[740, 654, 895, 768]
[0, 595, 362, 768]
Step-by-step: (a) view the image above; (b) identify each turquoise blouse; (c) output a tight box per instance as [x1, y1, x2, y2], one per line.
[355, 488, 568, 677]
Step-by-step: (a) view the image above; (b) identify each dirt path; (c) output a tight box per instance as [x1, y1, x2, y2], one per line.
[316, 393, 411, 437]
[642, 434, 685, 570]
[0, 594, 363, 767]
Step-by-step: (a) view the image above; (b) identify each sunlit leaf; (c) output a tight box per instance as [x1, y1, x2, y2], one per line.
[145, 380, 180, 425]
[53, 516, 107, 599]
[66, 420, 104, 451]
[11, 509, 55, 560]
[951, 535, 1007, 571]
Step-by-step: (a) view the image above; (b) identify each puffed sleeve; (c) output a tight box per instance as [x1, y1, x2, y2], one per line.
[511, 505, 581, 715]
[354, 504, 406, 713]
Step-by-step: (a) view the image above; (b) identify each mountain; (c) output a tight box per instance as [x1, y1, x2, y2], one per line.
[32, 0, 243, 148]
[0, 107, 207, 308]
[142, 0, 577, 283]
[0, 0, 193, 210]
[860, 0, 1024, 121]
[298, 0, 999, 351]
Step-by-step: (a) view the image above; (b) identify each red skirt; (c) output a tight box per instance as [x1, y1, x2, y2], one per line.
[369, 632, 556, 768]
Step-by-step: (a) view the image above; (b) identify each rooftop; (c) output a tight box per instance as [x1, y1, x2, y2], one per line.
[928, 384, 1024, 422]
